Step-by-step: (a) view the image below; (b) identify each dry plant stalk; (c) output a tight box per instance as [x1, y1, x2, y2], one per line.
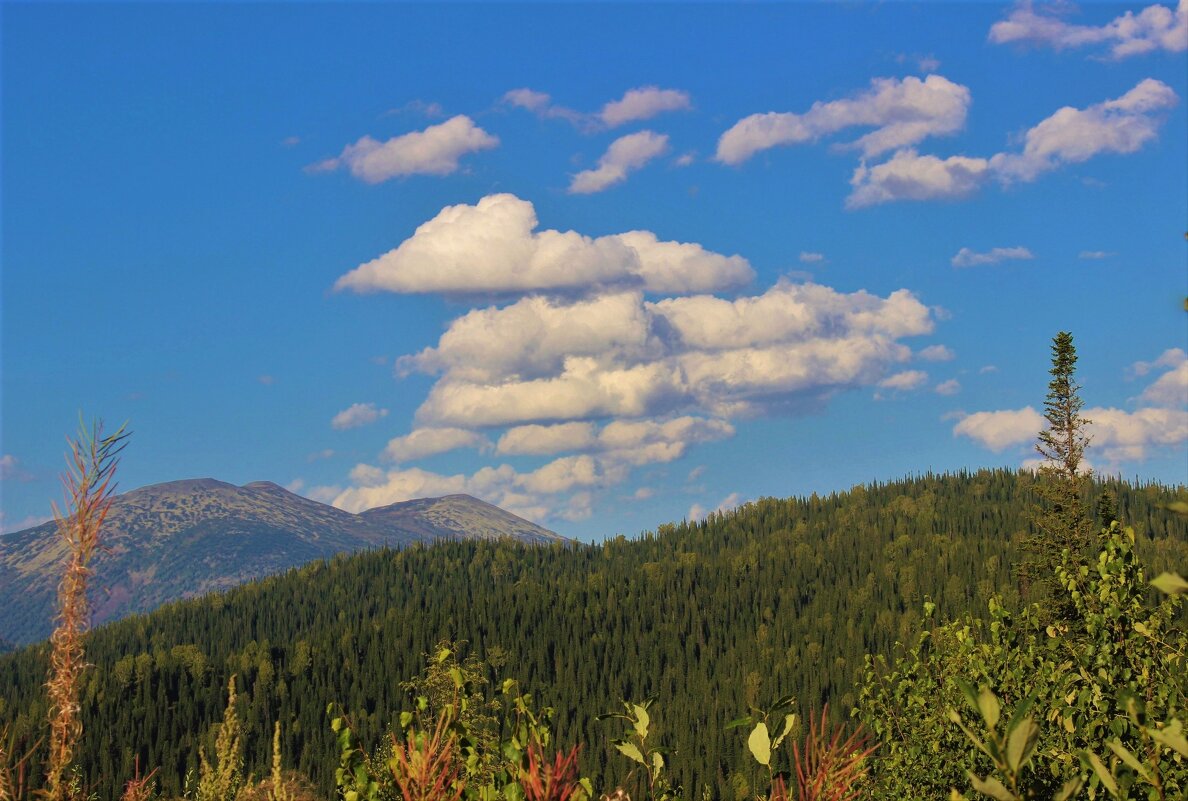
[43, 419, 129, 801]
[267, 721, 290, 801]
[521, 743, 582, 801]
[791, 705, 877, 801]
[0, 736, 15, 801]
[196, 675, 243, 801]
[387, 715, 463, 801]
[119, 757, 157, 801]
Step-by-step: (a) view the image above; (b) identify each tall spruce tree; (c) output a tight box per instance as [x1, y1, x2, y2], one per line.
[1024, 331, 1094, 618]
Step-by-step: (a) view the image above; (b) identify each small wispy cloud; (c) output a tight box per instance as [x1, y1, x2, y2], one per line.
[951, 246, 1034, 268]
[798, 251, 826, 263]
[919, 344, 955, 362]
[1079, 250, 1116, 260]
[568, 131, 670, 194]
[600, 86, 692, 127]
[309, 115, 498, 183]
[935, 378, 961, 396]
[331, 402, 389, 431]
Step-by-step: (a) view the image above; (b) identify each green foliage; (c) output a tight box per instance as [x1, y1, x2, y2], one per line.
[0, 472, 1183, 799]
[331, 644, 592, 801]
[598, 699, 680, 801]
[194, 676, 244, 801]
[859, 522, 1187, 800]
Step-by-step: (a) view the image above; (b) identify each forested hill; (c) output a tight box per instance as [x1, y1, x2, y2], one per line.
[0, 470, 1184, 800]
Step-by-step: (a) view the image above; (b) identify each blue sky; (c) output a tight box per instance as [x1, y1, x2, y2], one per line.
[2, 2, 1186, 541]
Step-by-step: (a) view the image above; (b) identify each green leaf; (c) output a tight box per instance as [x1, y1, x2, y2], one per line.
[448, 666, 464, 689]
[956, 678, 979, 714]
[772, 713, 797, 750]
[632, 703, 650, 739]
[1105, 740, 1152, 784]
[725, 716, 754, 730]
[771, 694, 797, 712]
[977, 686, 1001, 730]
[1005, 716, 1038, 773]
[966, 772, 1016, 801]
[436, 647, 452, 663]
[1054, 777, 1084, 801]
[1005, 695, 1035, 736]
[1150, 572, 1188, 595]
[651, 750, 664, 775]
[613, 740, 646, 765]
[1082, 751, 1119, 797]
[1147, 718, 1188, 758]
[747, 722, 772, 766]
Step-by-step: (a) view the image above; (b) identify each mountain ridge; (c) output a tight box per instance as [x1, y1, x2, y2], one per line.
[0, 478, 563, 645]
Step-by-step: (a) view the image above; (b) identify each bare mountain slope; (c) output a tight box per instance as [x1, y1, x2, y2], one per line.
[0, 478, 563, 644]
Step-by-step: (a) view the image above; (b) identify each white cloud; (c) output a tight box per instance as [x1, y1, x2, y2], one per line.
[847, 149, 991, 207]
[496, 422, 597, 456]
[331, 402, 389, 430]
[688, 492, 744, 522]
[953, 397, 1188, 464]
[989, 0, 1188, 59]
[990, 78, 1178, 182]
[1079, 250, 1116, 259]
[310, 115, 498, 183]
[716, 74, 971, 164]
[503, 86, 690, 131]
[1138, 359, 1188, 407]
[383, 427, 489, 463]
[799, 251, 826, 263]
[0, 512, 51, 535]
[633, 487, 655, 500]
[980, 365, 999, 374]
[598, 417, 735, 465]
[935, 378, 962, 396]
[329, 454, 611, 521]
[0, 454, 19, 480]
[675, 152, 697, 167]
[335, 194, 752, 296]
[848, 78, 1176, 206]
[570, 131, 670, 194]
[1130, 347, 1186, 377]
[406, 282, 933, 428]
[878, 370, 929, 391]
[1087, 406, 1188, 461]
[503, 88, 554, 113]
[952, 406, 1046, 451]
[919, 344, 955, 361]
[951, 246, 1035, 268]
[600, 86, 692, 127]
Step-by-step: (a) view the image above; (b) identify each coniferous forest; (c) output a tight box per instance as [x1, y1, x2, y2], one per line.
[1, 469, 1185, 800]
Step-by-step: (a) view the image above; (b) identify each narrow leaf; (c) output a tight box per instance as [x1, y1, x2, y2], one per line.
[1005, 716, 1038, 773]
[977, 686, 1001, 729]
[1147, 719, 1188, 759]
[1083, 751, 1119, 797]
[967, 773, 1016, 801]
[1105, 740, 1152, 783]
[1150, 572, 1188, 595]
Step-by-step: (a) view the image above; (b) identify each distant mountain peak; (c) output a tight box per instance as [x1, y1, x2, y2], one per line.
[0, 476, 563, 645]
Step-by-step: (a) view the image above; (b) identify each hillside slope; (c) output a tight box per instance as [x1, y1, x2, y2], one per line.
[0, 470, 1183, 799]
[0, 479, 561, 644]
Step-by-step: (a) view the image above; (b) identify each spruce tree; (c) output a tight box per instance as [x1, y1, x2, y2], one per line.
[1024, 331, 1094, 618]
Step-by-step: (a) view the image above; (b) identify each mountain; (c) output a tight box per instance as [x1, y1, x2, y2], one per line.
[0, 478, 562, 645]
[0, 470, 1183, 800]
